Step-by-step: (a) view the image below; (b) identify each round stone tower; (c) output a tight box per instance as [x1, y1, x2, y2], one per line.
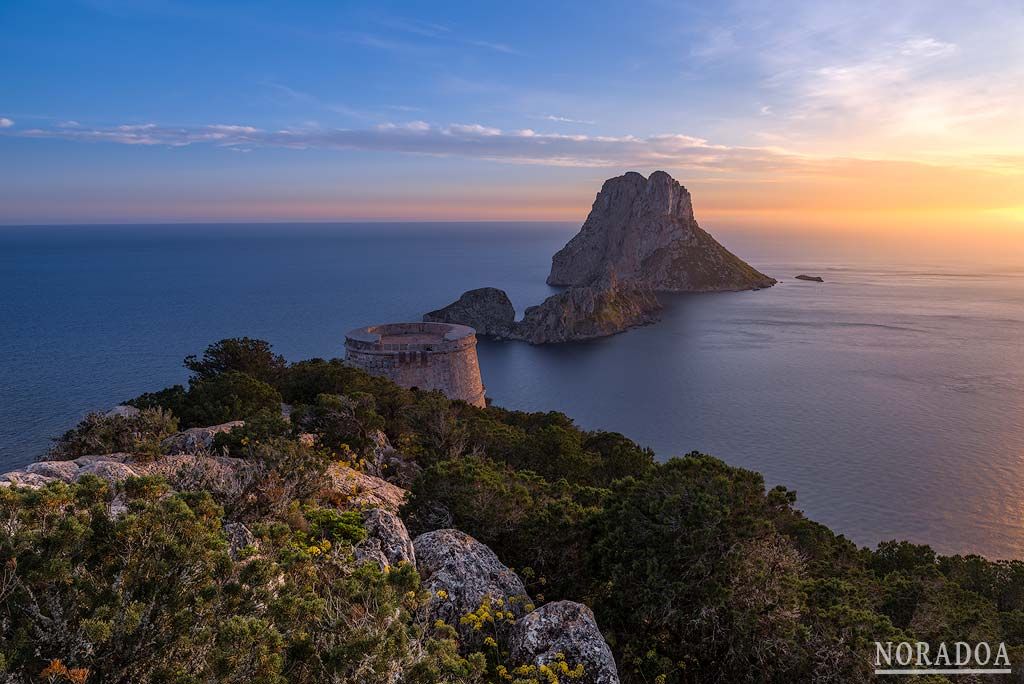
[344, 322, 486, 408]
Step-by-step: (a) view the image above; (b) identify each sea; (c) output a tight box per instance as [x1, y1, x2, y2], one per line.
[2, 223, 1023, 559]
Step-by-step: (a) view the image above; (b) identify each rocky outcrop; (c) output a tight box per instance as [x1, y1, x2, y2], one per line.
[223, 522, 259, 560]
[414, 529, 530, 636]
[510, 601, 620, 684]
[423, 287, 516, 338]
[512, 272, 661, 344]
[548, 171, 775, 292]
[105, 404, 140, 419]
[355, 508, 416, 569]
[161, 421, 244, 455]
[2, 453, 139, 488]
[326, 462, 408, 513]
[795, 274, 824, 282]
[365, 430, 421, 487]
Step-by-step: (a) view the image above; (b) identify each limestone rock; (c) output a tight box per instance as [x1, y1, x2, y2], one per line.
[413, 529, 530, 636]
[423, 287, 517, 337]
[223, 522, 259, 559]
[512, 272, 661, 344]
[76, 460, 138, 483]
[0, 471, 59, 489]
[355, 508, 415, 568]
[795, 274, 824, 282]
[510, 601, 620, 684]
[326, 463, 408, 513]
[105, 404, 141, 418]
[365, 430, 421, 487]
[548, 171, 775, 292]
[26, 460, 80, 482]
[161, 421, 244, 455]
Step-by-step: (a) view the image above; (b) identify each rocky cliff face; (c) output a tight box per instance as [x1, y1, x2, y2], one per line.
[548, 170, 775, 291]
[512, 272, 661, 344]
[423, 287, 516, 337]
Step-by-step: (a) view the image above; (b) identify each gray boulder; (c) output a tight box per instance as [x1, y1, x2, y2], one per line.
[26, 460, 80, 482]
[413, 529, 530, 635]
[355, 508, 416, 569]
[105, 404, 141, 418]
[424, 287, 517, 337]
[161, 421, 244, 455]
[548, 170, 775, 292]
[223, 522, 260, 560]
[76, 460, 138, 483]
[0, 471, 59, 489]
[510, 601, 620, 684]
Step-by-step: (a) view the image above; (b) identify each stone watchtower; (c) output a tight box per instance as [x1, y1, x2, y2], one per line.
[344, 322, 486, 408]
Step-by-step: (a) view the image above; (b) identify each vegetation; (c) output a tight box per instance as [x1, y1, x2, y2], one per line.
[6, 337, 1024, 682]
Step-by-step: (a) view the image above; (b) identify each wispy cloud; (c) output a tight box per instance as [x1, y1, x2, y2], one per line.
[538, 114, 596, 125]
[0, 118, 13, 128]
[8, 118, 810, 172]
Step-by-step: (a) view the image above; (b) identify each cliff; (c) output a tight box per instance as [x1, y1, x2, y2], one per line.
[548, 170, 775, 291]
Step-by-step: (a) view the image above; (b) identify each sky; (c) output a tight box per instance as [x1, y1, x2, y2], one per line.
[1, 0, 1023, 254]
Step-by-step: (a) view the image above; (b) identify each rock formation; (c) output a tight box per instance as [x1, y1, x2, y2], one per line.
[413, 528, 530, 638]
[548, 170, 775, 291]
[513, 272, 661, 344]
[355, 508, 416, 569]
[161, 421, 244, 455]
[423, 273, 660, 345]
[795, 274, 824, 282]
[423, 287, 516, 337]
[510, 601, 620, 684]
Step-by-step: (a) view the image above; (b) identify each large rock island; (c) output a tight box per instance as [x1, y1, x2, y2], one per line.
[548, 170, 775, 291]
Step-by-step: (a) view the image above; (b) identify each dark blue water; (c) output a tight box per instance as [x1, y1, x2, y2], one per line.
[2, 224, 1024, 558]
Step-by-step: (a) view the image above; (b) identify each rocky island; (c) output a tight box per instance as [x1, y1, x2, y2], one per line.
[548, 170, 776, 292]
[424, 170, 772, 343]
[424, 274, 662, 345]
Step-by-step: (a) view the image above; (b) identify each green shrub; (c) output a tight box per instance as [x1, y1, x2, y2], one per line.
[49, 407, 178, 460]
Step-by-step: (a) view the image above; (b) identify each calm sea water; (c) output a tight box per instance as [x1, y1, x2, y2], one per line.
[2, 223, 1023, 558]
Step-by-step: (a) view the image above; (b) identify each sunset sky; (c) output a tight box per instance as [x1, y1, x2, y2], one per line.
[1, 0, 1023, 248]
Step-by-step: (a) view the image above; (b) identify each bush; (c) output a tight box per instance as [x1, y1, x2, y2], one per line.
[48, 407, 178, 460]
[177, 370, 283, 428]
[290, 392, 385, 456]
[212, 410, 293, 456]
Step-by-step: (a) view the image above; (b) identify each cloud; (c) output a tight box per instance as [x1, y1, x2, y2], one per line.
[539, 114, 596, 125]
[0, 118, 13, 128]
[8, 118, 816, 172]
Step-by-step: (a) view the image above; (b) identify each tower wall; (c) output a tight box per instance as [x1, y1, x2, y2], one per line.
[344, 322, 486, 408]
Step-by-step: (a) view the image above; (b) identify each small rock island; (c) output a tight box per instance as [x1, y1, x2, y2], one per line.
[795, 274, 825, 282]
[424, 170, 773, 344]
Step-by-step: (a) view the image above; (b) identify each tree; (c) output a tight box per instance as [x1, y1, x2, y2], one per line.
[185, 337, 287, 385]
[179, 370, 283, 428]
